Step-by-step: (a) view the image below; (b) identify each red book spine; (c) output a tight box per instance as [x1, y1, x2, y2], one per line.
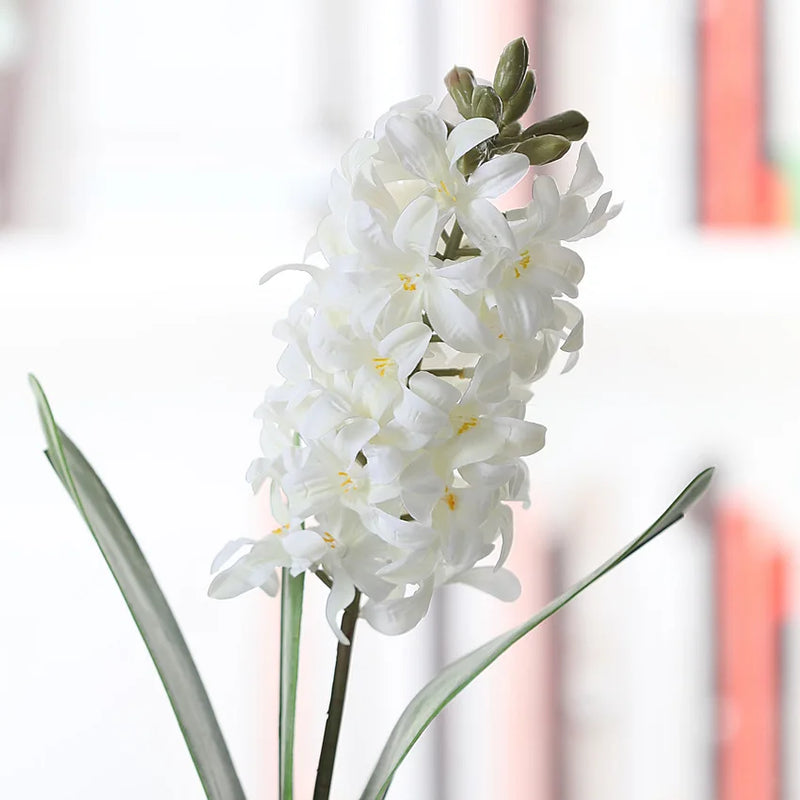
[699, 0, 786, 226]
[715, 505, 781, 800]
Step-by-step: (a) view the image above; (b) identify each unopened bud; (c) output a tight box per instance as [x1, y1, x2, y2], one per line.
[502, 69, 536, 124]
[515, 134, 571, 165]
[445, 66, 477, 118]
[496, 121, 522, 141]
[471, 85, 502, 123]
[523, 110, 589, 142]
[457, 145, 485, 176]
[493, 37, 530, 101]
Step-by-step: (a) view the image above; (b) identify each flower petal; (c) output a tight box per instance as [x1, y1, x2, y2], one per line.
[453, 566, 521, 601]
[445, 117, 498, 164]
[426, 282, 496, 354]
[458, 197, 516, 252]
[378, 322, 432, 382]
[210, 538, 256, 574]
[385, 113, 448, 182]
[467, 152, 529, 199]
[393, 195, 439, 256]
[567, 143, 603, 197]
[325, 565, 357, 645]
[361, 580, 435, 635]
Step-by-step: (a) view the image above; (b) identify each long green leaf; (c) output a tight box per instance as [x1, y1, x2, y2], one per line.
[29, 375, 247, 800]
[361, 467, 714, 800]
[279, 569, 304, 799]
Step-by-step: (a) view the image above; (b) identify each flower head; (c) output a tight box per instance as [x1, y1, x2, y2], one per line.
[210, 42, 619, 639]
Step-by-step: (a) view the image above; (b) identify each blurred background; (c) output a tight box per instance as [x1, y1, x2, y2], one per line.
[2, 0, 799, 798]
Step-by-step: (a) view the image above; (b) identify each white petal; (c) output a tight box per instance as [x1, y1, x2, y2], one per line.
[270, 480, 291, 525]
[495, 283, 546, 340]
[458, 197, 516, 252]
[529, 175, 561, 231]
[465, 356, 511, 404]
[489, 417, 547, 457]
[210, 538, 255, 574]
[376, 548, 438, 583]
[300, 393, 351, 441]
[394, 384, 451, 437]
[378, 322, 432, 382]
[426, 282, 495, 354]
[400, 455, 446, 524]
[435, 255, 493, 295]
[561, 351, 580, 374]
[494, 504, 514, 570]
[407, 371, 461, 412]
[467, 153, 529, 199]
[393, 195, 439, 256]
[559, 303, 584, 352]
[325, 566, 357, 645]
[445, 117, 498, 164]
[453, 566, 521, 601]
[361, 580, 434, 635]
[259, 262, 322, 286]
[361, 507, 435, 549]
[283, 529, 328, 563]
[385, 113, 448, 182]
[208, 552, 281, 599]
[330, 418, 381, 465]
[567, 143, 603, 197]
[346, 201, 396, 260]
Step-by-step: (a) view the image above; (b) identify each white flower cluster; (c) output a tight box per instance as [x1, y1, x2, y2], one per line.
[210, 95, 619, 642]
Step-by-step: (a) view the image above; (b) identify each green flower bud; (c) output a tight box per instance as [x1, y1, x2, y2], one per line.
[445, 65, 477, 118]
[515, 134, 571, 165]
[493, 37, 530, 101]
[496, 121, 522, 141]
[523, 109, 589, 142]
[502, 69, 536, 124]
[471, 85, 502, 124]
[457, 146, 485, 177]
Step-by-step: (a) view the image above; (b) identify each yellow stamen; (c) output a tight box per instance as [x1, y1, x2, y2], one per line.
[437, 180, 456, 202]
[338, 471, 354, 493]
[322, 531, 336, 549]
[444, 487, 457, 511]
[456, 416, 479, 435]
[372, 356, 393, 376]
[271, 523, 289, 535]
[398, 273, 419, 292]
[513, 250, 530, 279]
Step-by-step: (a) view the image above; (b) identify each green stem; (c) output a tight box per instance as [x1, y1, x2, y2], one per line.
[279, 570, 305, 800]
[312, 590, 362, 800]
[424, 367, 473, 378]
[442, 220, 464, 260]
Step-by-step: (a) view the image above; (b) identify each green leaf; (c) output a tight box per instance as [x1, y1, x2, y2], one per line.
[360, 467, 714, 800]
[279, 569, 304, 799]
[29, 375, 246, 800]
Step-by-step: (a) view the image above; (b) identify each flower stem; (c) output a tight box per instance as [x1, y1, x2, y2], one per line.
[312, 590, 361, 800]
[442, 219, 464, 260]
[424, 367, 473, 378]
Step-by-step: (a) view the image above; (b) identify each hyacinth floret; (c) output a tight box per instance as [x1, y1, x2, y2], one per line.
[209, 39, 620, 642]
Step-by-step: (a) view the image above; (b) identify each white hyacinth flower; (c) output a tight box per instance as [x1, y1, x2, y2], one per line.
[210, 86, 618, 640]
